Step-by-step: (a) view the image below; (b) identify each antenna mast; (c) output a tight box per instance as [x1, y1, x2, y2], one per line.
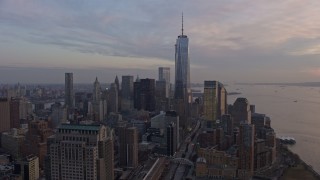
[182, 12, 184, 36]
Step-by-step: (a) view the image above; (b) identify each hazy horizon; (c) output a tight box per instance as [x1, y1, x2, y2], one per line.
[1, 0, 320, 83]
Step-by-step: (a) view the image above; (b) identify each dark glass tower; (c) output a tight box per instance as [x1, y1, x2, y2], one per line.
[174, 14, 191, 103]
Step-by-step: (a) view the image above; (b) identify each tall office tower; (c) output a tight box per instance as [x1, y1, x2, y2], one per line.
[232, 98, 252, 126]
[166, 122, 177, 156]
[133, 77, 141, 110]
[92, 77, 105, 121]
[50, 102, 67, 128]
[10, 98, 20, 128]
[118, 126, 138, 168]
[203, 81, 227, 127]
[203, 81, 218, 123]
[155, 81, 170, 111]
[115, 75, 120, 92]
[174, 14, 191, 103]
[140, 78, 156, 112]
[93, 77, 101, 103]
[49, 124, 114, 180]
[0, 98, 10, 133]
[158, 67, 170, 98]
[238, 123, 255, 179]
[159, 67, 170, 82]
[14, 155, 40, 180]
[221, 114, 233, 136]
[108, 83, 118, 114]
[121, 75, 134, 111]
[220, 85, 227, 116]
[165, 111, 180, 148]
[134, 78, 156, 112]
[114, 76, 121, 111]
[64, 73, 74, 109]
[23, 120, 54, 168]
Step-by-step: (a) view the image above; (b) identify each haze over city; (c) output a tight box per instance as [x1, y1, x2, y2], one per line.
[1, 0, 320, 83]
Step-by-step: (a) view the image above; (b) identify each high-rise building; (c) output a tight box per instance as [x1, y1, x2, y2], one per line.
[14, 155, 40, 180]
[108, 83, 118, 114]
[221, 114, 233, 136]
[134, 78, 156, 112]
[23, 120, 54, 168]
[114, 76, 121, 111]
[203, 81, 227, 127]
[174, 14, 191, 103]
[64, 73, 74, 109]
[49, 124, 114, 180]
[238, 123, 255, 179]
[140, 79, 156, 112]
[1, 128, 26, 159]
[166, 122, 177, 156]
[92, 77, 106, 121]
[93, 77, 101, 103]
[158, 67, 170, 98]
[159, 67, 170, 82]
[10, 98, 20, 129]
[165, 111, 180, 148]
[121, 75, 134, 111]
[133, 77, 141, 110]
[118, 126, 138, 168]
[155, 80, 170, 111]
[0, 98, 10, 133]
[232, 98, 252, 126]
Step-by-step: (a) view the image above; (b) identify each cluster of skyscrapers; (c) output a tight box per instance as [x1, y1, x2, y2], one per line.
[0, 15, 279, 180]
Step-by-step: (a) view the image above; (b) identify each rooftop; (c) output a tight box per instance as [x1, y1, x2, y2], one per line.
[58, 124, 101, 131]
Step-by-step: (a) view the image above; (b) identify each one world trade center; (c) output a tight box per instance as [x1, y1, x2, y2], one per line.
[174, 14, 191, 103]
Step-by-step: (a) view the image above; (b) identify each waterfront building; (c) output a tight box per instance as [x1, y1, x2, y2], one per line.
[64, 73, 74, 110]
[203, 81, 227, 126]
[49, 124, 114, 180]
[238, 123, 255, 179]
[196, 147, 238, 179]
[232, 98, 251, 126]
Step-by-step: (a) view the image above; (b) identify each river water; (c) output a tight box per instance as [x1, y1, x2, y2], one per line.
[225, 84, 320, 174]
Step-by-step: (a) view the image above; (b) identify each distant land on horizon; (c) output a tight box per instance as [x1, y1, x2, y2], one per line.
[236, 82, 320, 87]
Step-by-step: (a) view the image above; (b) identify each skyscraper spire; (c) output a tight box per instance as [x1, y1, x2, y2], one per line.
[182, 12, 184, 36]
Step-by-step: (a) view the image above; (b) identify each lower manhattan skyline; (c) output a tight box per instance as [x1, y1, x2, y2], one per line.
[1, 1, 320, 179]
[1, 0, 320, 83]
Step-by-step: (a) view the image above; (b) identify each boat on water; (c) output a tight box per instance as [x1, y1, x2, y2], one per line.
[279, 136, 296, 145]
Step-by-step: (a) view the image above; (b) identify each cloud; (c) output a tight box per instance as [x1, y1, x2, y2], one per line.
[301, 68, 320, 76]
[1, 0, 320, 83]
[289, 45, 320, 56]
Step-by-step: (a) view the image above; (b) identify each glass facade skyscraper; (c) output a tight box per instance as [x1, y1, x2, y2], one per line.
[64, 73, 74, 109]
[174, 15, 191, 103]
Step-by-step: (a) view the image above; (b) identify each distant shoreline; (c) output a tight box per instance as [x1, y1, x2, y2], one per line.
[236, 82, 320, 87]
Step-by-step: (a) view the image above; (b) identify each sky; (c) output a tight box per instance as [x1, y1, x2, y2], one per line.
[1, 0, 320, 84]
